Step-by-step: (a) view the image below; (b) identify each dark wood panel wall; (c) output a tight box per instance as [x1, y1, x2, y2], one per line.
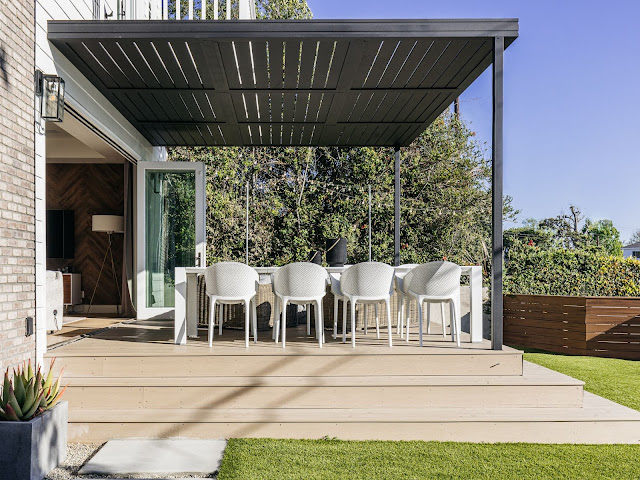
[504, 294, 640, 360]
[47, 164, 124, 307]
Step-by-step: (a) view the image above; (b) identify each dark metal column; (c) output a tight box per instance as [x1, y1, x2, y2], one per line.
[491, 36, 504, 350]
[394, 146, 401, 266]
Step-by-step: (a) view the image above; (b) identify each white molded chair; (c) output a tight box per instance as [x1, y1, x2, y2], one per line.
[407, 261, 462, 347]
[394, 263, 419, 339]
[340, 262, 395, 348]
[329, 273, 346, 340]
[204, 262, 259, 348]
[273, 262, 328, 348]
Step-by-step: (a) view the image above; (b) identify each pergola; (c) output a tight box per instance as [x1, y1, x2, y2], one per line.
[48, 18, 518, 349]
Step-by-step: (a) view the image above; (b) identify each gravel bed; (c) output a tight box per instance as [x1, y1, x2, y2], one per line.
[45, 443, 216, 479]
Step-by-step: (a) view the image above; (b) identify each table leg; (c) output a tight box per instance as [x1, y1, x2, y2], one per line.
[470, 266, 482, 343]
[187, 272, 198, 338]
[174, 267, 187, 345]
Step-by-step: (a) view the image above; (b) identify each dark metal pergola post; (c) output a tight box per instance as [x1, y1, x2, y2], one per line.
[394, 147, 401, 267]
[491, 36, 504, 350]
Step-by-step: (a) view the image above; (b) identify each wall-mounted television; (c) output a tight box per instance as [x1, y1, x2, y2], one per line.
[46, 210, 74, 259]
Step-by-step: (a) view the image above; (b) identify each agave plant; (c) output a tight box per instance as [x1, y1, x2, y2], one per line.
[0, 359, 67, 422]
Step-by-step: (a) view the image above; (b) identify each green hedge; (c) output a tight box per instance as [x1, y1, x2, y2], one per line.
[504, 244, 640, 296]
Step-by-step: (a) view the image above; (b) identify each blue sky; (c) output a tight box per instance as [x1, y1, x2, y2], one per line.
[308, 0, 640, 242]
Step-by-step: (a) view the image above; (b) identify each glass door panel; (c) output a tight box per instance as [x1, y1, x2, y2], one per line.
[136, 162, 205, 319]
[145, 171, 195, 308]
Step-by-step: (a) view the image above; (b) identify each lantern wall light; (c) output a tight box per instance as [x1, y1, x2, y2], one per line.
[34, 69, 65, 122]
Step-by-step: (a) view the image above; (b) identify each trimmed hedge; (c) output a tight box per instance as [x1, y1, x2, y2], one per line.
[504, 244, 640, 296]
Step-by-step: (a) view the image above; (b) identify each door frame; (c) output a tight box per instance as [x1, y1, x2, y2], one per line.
[135, 161, 206, 320]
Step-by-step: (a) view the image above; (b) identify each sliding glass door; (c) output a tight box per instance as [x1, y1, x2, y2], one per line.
[136, 162, 205, 319]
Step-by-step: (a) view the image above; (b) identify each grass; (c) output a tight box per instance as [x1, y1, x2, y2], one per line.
[218, 353, 640, 479]
[522, 349, 640, 411]
[218, 438, 640, 480]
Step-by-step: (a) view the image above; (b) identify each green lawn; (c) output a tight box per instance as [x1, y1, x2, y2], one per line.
[218, 353, 640, 479]
[218, 438, 640, 480]
[523, 350, 640, 411]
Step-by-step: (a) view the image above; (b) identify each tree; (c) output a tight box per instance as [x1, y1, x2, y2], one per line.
[628, 229, 640, 245]
[256, 0, 312, 19]
[538, 204, 585, 249]
[582, 219, 623, 256]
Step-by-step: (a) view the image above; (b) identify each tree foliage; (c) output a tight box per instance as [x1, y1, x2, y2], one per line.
[504, 242, 640, 296]
[255, 0, 312, 19]
[628, 229, 640, 246]
[506, 205, 623, 257]
[169, 112, 510, 271]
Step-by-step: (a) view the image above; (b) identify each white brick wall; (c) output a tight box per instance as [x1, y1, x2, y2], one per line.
[0, 0, 37, 372]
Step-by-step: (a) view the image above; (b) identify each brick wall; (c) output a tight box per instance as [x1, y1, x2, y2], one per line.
[0, 0, 36, 372]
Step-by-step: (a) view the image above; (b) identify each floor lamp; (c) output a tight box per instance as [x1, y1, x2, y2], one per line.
[87, 215, 124, 316]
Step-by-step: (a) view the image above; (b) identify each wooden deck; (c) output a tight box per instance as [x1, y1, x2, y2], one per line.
[46, 320, 640, 444]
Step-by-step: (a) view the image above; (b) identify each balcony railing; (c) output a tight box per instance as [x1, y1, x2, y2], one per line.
[162, 0, 256, 20]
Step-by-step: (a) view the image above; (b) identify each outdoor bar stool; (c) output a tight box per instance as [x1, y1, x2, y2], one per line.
[204, 262, 259, 348]
[273, 262, 328, 348]
[407, 261, 462, 347]
[394, 263, 420, 339]
[340, 262, 395, 348]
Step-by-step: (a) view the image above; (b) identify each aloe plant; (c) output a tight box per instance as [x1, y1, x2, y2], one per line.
[0, 359, 67, 422]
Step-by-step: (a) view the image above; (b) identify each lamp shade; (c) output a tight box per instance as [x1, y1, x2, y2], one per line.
[92, 215, 124, 233]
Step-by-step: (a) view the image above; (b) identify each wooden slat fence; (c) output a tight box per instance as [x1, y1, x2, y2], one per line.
[504, 294, 640, 360]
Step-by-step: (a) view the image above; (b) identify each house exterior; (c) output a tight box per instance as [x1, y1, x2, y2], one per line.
[1, 0, 256, 372]
[622, 242, 640, 259]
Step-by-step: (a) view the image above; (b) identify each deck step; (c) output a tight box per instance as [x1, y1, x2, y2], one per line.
[50, 351, 523, 377]
[61, 364, 583, 409]
[67, 392, 640, 444]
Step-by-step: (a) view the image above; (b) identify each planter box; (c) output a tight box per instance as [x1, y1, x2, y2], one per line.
[504, 294, 640, 360]
[0, 401, 68, 480]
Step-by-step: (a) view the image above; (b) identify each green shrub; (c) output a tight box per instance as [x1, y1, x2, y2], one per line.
[504, 241, 640, 296]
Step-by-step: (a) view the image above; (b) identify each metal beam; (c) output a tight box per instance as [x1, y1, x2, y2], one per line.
[491, 36, 504, 350]
[394, 147, 401, 267]
[47, 19, 520, 41]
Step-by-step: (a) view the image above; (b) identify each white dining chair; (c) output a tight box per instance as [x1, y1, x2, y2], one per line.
[204, 262, 259, 348]
[273, 262, 328, 348]
[329, 272, 348, 340]
[407, 261, 462, 347]
[394, 263, 419, 339]
[340, 262, 395, 348]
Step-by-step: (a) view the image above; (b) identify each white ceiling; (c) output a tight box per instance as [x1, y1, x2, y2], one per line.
[46, 118, 125, 164]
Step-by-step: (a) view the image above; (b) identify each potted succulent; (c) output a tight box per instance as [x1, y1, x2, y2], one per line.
[0, 359, 68, 480]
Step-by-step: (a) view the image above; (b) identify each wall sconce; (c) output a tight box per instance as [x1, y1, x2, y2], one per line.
[35, 69, 65, 122]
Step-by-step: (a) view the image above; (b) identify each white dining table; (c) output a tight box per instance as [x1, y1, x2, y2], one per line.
[174, 265, 483, 345]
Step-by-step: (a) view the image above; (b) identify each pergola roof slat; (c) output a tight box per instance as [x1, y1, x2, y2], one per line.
[116, 41, 162, 89]
[48, 19, 517, 147]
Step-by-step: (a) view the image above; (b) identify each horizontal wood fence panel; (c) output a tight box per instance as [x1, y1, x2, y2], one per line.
[504, 325, 586, 342]
[504, 295, 587, 307]
[586, 324, 640, 334]
[504, 317, 587, 332]
[504, 294, 640, 360]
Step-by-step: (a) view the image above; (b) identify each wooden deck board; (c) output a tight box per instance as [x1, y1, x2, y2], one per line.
[47, 320, 512, 357]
